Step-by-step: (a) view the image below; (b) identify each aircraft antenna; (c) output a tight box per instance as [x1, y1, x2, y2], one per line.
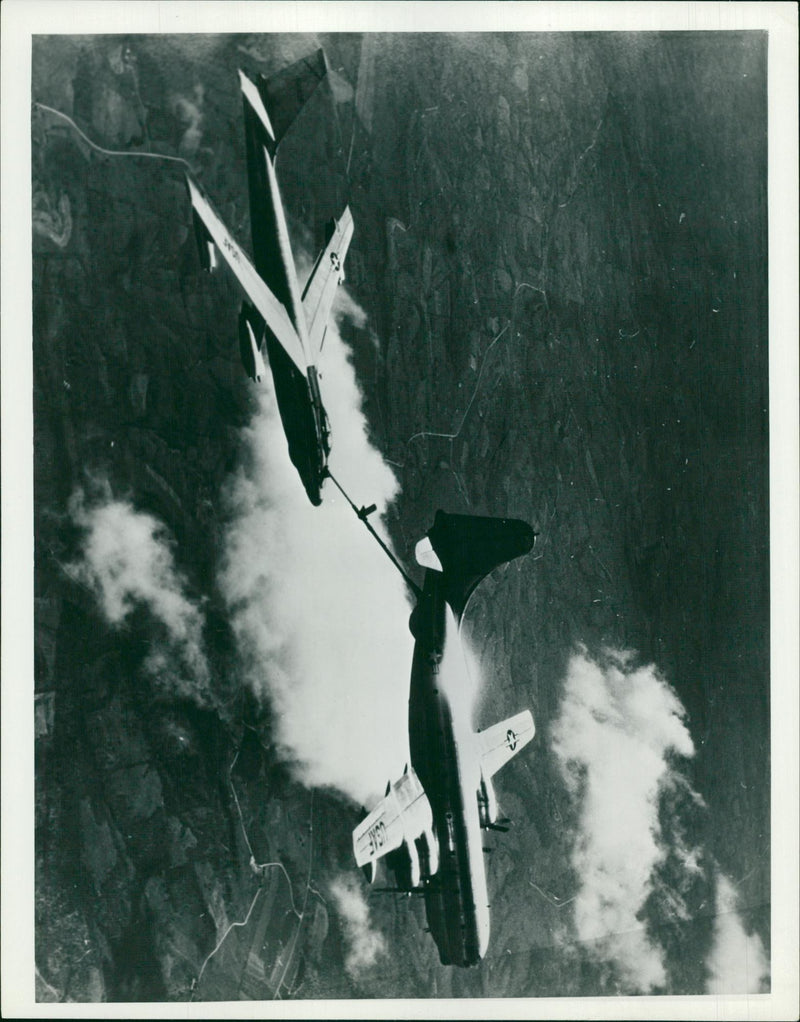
[326, 471, 422, 598]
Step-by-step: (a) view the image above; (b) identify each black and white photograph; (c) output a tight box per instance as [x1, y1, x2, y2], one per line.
[2, 1, 798, 1016]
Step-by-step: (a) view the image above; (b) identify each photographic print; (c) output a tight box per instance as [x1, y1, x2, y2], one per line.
[3, 2, 797, 1016]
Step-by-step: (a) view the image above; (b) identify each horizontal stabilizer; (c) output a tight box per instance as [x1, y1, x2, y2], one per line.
[301, 207, 354, 359]
[240, 49, 329, 155]
[476, 710, 535, 779]
[238, 69, 276, 141]
[425, 511, 536, 621]
[415, 536, 444, 572]
[185, 174, 307, 375]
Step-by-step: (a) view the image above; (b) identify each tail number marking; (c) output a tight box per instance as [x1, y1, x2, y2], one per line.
[367, 820, 387, 855]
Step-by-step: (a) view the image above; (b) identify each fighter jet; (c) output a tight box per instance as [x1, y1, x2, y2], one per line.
[353, 511, 536, 966]
[187, 50, 353, 505]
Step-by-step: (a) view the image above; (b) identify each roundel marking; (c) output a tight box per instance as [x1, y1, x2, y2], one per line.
[506, 728, 518, 751]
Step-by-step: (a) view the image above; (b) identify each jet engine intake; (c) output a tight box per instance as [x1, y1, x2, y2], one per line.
[477, 772, 499, 828]
[191, 207, 218, 272]
[405, 836, 421, 890]
[417, 825, 440, 879]
[388, 836, 421, 891]
[238, 302, 267, 382]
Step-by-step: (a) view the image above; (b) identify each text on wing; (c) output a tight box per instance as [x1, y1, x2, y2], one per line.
[367, 820, 387, 855]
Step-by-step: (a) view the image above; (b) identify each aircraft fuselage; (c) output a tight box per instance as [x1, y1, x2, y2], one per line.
[241, 90, 329, 504]
[408, 570, 490, 967]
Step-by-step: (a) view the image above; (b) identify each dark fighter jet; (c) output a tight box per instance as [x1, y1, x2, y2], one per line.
[353, 511, 536, 966]
[187, 50, 353, 505]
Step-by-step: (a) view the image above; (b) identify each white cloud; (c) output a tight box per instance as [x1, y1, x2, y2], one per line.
[328, 875, 386, 977]
[550, 647, 770, 995]
[218, 300, 414, 805]
[69, 488, 211, 702]
[706, 874, 769, 994]
[551, 646, 695, 992]
[170, 84, 205, 158]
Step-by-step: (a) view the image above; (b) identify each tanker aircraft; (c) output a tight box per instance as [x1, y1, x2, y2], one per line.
[187, 50, 353, 505]
[353, 511, 536, 966]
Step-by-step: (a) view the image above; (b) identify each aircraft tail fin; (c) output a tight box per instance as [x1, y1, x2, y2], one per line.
[239, 49, 330, 156]
[420, 510, 535, 621]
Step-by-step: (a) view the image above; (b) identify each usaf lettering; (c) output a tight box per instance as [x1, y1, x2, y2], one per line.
[367, 820, 387, 855]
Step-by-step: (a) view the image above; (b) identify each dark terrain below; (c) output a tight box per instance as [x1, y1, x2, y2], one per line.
[32, 31, 768, 1000]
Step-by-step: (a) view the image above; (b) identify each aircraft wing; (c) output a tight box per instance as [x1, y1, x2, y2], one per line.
[186, 175, 307, 375]
[353, 767, 433, 870]
[476, 710, 535, 779]
[301, 207, 354, 360]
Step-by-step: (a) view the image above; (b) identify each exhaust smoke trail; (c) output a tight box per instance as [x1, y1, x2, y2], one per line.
[219, 305, 414, 806]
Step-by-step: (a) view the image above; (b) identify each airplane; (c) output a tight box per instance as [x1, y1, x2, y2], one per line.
[353, 510, 536, 966]
[186, 50, 354, 505]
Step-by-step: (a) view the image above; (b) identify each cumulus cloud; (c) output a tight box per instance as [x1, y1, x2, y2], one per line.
[329, 875, 386, 977]
[706, 874, 769, 994]
[219, 298, 414, 804]
[550, 646, 770, 995]
[69, 487, 211, 703]
[551, 646, 695, 992]
[170, 84, 205, 158]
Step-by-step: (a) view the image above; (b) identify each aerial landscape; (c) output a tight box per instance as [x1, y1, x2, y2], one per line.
[27, 28, 772, 1003]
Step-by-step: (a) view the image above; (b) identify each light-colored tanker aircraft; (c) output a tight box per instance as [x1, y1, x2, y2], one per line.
[187, 50, 353, 505]
[354, 511, 536, 967]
